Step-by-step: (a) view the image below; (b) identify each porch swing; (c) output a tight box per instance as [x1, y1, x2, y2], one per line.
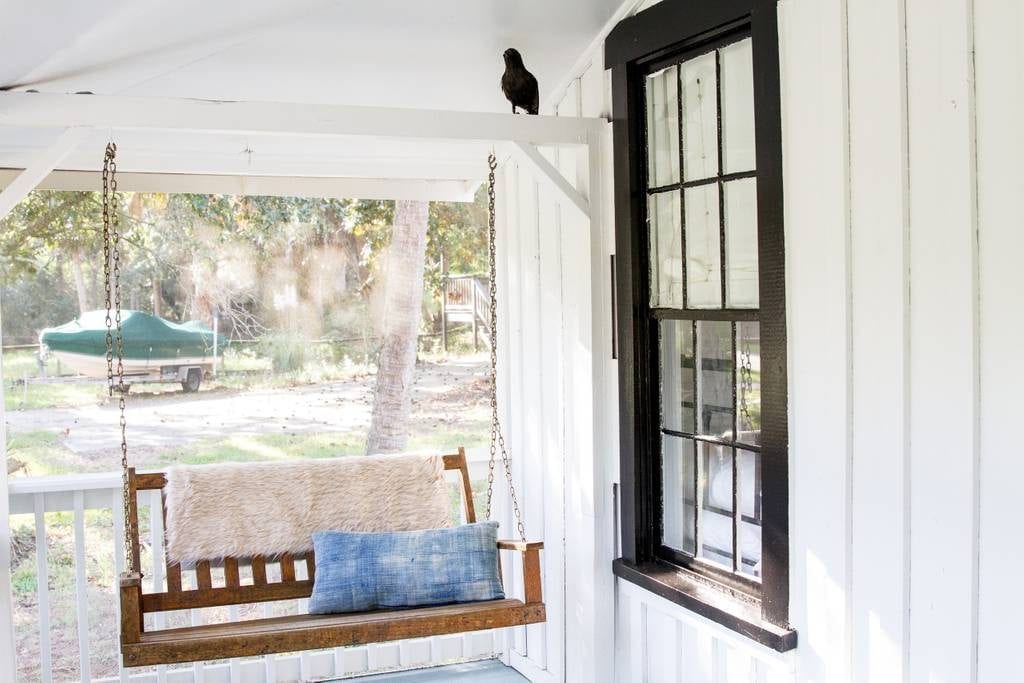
[104, 145, 546, 667]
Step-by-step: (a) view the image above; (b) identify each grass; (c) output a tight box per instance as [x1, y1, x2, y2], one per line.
[2, 346, 378, 412]
[4, 430, 84, 477]
[150, 428, 488, 468]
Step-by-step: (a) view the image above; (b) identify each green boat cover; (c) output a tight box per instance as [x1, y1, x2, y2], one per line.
[40, 310, 218, 360]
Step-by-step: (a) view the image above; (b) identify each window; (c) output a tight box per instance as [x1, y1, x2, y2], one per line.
[607, 1, 794, 651]
[649, 36, 763, 583]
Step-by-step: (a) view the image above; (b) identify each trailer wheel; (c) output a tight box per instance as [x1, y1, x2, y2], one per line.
[181, 369, 202, 393]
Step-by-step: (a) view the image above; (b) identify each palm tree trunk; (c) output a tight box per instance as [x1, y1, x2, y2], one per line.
[70, 248, 90, 314]
[366, 200, 430, 454]
[151, 276, 163, 317]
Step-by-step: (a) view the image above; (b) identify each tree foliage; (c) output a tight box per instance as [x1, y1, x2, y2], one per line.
[0, 186, 488, 345]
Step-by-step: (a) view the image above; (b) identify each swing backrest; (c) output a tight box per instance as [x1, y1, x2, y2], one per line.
[125, 448, 477, 613]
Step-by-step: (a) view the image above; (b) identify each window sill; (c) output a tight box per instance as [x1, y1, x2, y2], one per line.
[613, 558, 797, 652]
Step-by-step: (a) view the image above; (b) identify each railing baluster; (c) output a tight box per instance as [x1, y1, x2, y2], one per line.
[262, 602, 276, 681]
[296, 560, 310, 679]
[73, 491, 91, 681]
[190, 608, 205, 681]
[149, 490, 169, 683]
[33, 493, 53, 683]
[228, 604, 241, 683]
[111, 491, 129, 683]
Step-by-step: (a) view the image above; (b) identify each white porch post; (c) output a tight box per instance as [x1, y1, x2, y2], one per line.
[0, 126, 89, 680]
[0, 288, 17, 680]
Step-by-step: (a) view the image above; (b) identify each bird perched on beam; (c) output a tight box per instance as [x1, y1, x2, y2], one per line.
[501, 48, 539, 115]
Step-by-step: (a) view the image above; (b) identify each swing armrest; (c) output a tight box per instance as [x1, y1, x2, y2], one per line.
[496, 540, 544, 604]
[119, 572, 144, 644]
[496, 539, 544, 552]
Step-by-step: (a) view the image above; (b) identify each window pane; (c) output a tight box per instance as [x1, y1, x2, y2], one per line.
[684, 184, 721, 308]
[737, 448, 762, 578]
[660, 320, 695, 433]
[649, 191, 683, 308]
[736, 321, 761, 447]
[680, 52, 718, 181]
[724, 178, 759, 308]
[719, 39, 756, 174]
[698, 441, 733, 568]
[662, 434, 696, 554]
[696, 321, 734, 437]
[646, 65, 680, 188]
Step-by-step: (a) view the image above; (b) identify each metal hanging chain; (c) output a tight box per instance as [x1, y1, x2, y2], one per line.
[739, 330, 754, 433]
[103, 143, 135, 574]
[483, 152, 527, 542]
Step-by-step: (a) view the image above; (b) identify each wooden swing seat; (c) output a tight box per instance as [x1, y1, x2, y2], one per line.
[119, 449, 545, 667]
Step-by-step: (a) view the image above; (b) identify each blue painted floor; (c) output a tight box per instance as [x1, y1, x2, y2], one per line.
[346, 659, 527, 682]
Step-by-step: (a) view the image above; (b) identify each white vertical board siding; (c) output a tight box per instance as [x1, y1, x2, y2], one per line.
[498, 51, 616, 681]
[525, 0, 1017, 680]
[615, 582, 795, 683]
[905, 0, 980, 681]
[975, 1, 1024, 681]
[846, 0, 910, 681]
[778, 2, 852, 683]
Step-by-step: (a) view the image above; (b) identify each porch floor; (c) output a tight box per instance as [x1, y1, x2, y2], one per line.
[343, 659, 527, 682]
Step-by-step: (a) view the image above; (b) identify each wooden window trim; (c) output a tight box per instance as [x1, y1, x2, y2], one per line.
[607, 0, 794, 649]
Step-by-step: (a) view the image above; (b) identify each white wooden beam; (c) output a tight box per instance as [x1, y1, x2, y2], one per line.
[0, 169, 478, 203]
[512, 141, 590, 220]
[0, 127, 89, 219]
[0, 92, 604, 146]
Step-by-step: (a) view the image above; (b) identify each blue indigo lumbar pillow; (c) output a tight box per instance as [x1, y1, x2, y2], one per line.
[308, 521, 504, 614]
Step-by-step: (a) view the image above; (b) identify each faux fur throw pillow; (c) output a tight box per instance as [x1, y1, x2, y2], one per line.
[163, 453, 452, 565]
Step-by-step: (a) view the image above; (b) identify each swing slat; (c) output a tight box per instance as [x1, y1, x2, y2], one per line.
[280, 553, 295, 582]
[119, 448, 545, 667]
[250, 556, 267, 585]
[223, 558, 240, 587]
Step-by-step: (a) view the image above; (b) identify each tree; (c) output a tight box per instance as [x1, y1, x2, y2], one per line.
[365, 200, 430, 453]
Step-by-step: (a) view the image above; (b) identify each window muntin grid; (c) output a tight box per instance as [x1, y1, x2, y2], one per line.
[646, 37, 763, 582]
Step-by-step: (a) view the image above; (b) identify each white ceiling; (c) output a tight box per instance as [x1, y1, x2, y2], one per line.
[0, 0, 620, 192]
[0, 0, 621, 111]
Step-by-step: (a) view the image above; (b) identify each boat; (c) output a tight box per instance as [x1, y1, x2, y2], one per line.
[39, 310, 220, 392]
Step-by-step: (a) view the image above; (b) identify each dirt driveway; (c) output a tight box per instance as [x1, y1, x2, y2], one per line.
[4, 358, 489, 456]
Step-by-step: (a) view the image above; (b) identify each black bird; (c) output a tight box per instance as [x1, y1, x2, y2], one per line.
[501, 48, 539, 115]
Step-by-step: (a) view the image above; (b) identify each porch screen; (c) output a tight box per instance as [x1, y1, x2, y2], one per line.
[644, 37, 763, 582]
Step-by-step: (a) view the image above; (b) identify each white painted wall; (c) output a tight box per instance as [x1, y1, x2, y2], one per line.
[502, 0, 1023, 681]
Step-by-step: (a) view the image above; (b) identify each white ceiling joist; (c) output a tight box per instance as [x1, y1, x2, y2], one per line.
[0, 169, 478, 203]
[0, 93, 604, 146]
[0, 126, 90, 220]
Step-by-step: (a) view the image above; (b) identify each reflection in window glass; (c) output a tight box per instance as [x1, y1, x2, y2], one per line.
[698, 441, 733, 568]
[662, 435, 696, 554]
[648, 191, 683, 308]
[696, 321, 733, 437]
[646, 65, 680, 188]
[684, 184, 721, 308]
[737, 448, 762, 578]
[660, 320, 695, 433]
[719, 38, 756, 174]
[680, 52, 718, 181]
[736, 321, 761, 447]
[724, 178, 759, 308]
[644, 36, 769, 585]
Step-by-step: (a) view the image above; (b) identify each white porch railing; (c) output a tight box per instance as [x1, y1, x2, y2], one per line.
[8, 451, 504, 683]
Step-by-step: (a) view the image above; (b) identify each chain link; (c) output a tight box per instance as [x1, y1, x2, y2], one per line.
[739, 329, 754, 433]
[483, 152, 526, 542]
[103, 143, 135, 574]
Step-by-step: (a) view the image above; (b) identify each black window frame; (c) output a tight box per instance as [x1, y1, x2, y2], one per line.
[607, 0, 795, 651]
